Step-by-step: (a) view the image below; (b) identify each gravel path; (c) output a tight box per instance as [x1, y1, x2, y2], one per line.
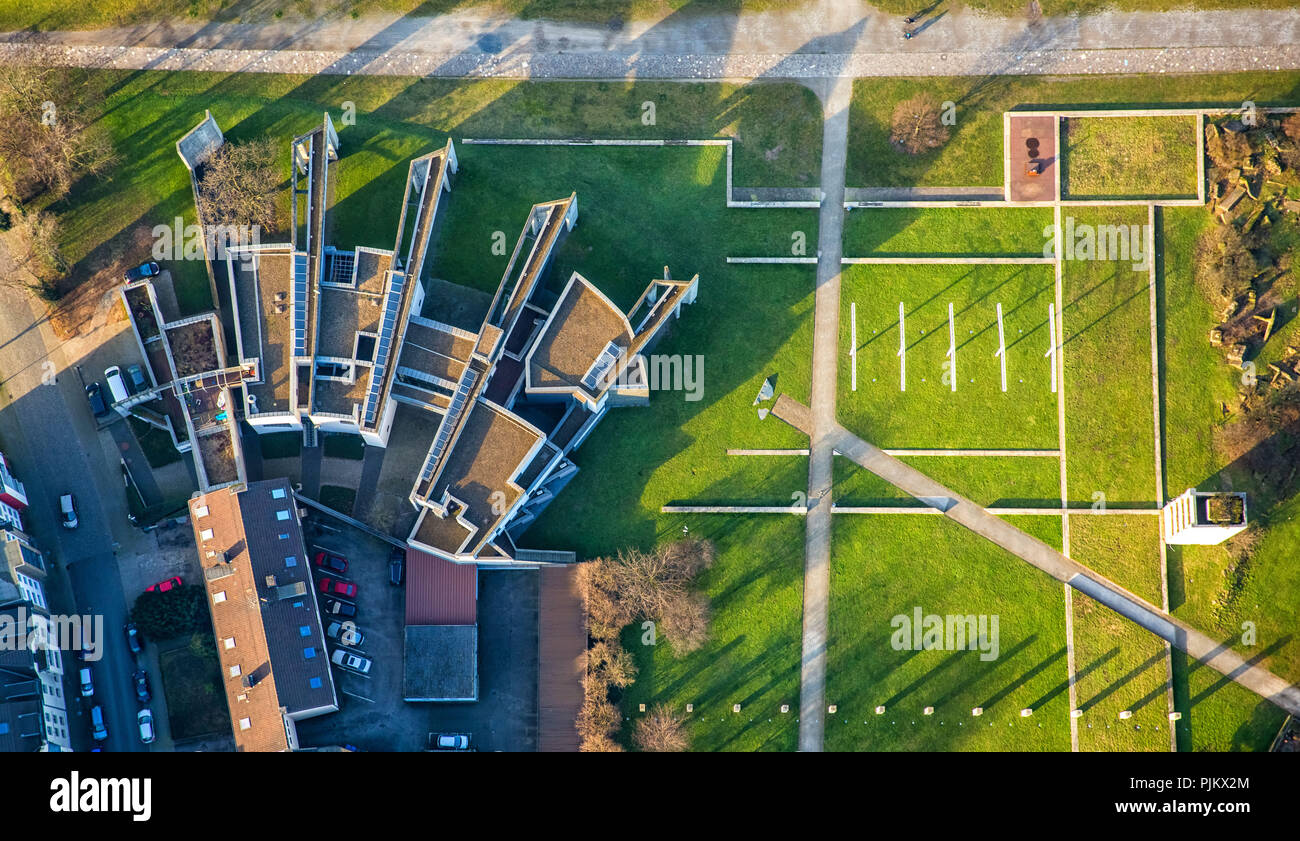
[2, 4, 1299, 79]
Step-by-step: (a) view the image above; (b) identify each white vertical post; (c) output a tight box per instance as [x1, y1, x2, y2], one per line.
[995, 302, 1007, 393]
[1045, 302, 1058, 394]
[898, 302, 906, 392]
[947, 302, 956, 393]
[850, 302, 858, 392]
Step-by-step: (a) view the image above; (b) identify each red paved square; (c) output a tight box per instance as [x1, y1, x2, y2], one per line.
[1007, 114, 1059, 202]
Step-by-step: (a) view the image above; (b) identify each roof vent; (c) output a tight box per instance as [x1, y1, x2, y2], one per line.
[264, 574, 277, 588]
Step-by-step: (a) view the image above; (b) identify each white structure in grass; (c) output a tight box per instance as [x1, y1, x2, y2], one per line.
[994, 302, 1007, 393]
[850, 302, 857, 392]
[1162, 488, 1249, 545]
[898, 302, 906, 392]
[1046, 303, 1058, 394]
[946, 302, 956, 393]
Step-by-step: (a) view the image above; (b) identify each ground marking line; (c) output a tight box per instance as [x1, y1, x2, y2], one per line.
[1046, 303, 1058, 394]
[947, 302, 956, 393]
[850, 301, 857, 392]
[898, 302, 906, 392]
[995, 302, 1007, 392]
[1054, 202, 1079, 752]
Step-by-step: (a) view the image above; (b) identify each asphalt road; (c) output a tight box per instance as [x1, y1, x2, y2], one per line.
[0, 287, 145, 752]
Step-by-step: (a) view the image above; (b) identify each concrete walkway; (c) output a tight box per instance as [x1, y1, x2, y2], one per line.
[2, 4, 1299, 78]
[772, 394, 1300, 719]
[798, 76, 851, 753]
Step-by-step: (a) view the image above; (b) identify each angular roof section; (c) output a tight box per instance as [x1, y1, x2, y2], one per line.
[189, 478, 337, 752]
[175, 110, 224, 171]
[526, 273, 634, 401]
[405, 547, 477, 625]
[403, 625, 477, 702]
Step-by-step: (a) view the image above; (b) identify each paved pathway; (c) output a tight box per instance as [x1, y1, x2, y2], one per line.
[799, 76, 850, 753]
[773, 394, 1300, 719]
[2, 5, 1299, 78]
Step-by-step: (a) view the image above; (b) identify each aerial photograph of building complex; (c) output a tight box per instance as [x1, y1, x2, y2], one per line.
[0, 0, 1294, 820]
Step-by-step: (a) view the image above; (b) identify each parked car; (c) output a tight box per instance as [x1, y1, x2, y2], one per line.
[312, 551, 348, 574]
[104, 366, 129, 405]
[124, 261, 160, 282]
[325, 621, 364, 648]
[388, 547, 405, 586]
[125, 623, 143, 654]
[137, 709, 155, 744]
[132, 669, 151, 704]
[59, 494, 78, 529]
[430, 733, 471, 751]
[90, 705, 108, 742]
[317, 576, 357, 599]
[126, 364, 148, 393]
[322, 598, 356, 618]
[330, 648, 372, 674]
[79, 667, 94, 698]
[146, 576, 183, 594]
[85, 382, 109, 417]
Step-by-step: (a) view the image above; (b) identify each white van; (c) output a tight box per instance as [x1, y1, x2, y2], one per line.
[59, 494, 78, 529]
[104, 365, 129, 405]
[79, 667, 93, 697]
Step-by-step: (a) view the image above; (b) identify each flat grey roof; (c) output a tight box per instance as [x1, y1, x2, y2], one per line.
[403, 624, 477, 702]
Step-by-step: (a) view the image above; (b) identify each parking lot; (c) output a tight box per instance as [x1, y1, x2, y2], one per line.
[294, 513, 539, 752]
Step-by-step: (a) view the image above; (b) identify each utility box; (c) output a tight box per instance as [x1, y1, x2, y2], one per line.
[1162, 488, 1248, 545]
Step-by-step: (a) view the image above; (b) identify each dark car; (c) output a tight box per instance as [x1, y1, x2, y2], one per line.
[322, 598, 356, 618]
[125, 622, 143, 654]
[312, 551, 348, 575]
[126, 364, 148, 393]
[124, 261, 160, 282]
[318, 576, 357, 599]
[132, 669, 151, 704]
[388, 547, 405, 586]
[85, 382, 109, 417]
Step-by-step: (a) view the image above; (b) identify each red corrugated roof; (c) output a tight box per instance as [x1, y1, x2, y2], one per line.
[405, 548, 477, 625]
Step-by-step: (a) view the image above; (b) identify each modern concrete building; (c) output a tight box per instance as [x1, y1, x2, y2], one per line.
[1161, 488, 1249, 545]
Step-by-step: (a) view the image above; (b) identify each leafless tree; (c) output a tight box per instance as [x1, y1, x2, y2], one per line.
[579, 733, 625, 752]
[633, 706, 689, 752]
[589, 639, 638, 689]
[659, 591, 711, 655]
[0, 65, 116, 201]
[7, 208, 65, 286]
[576, 695, 621, 743]
[1206, 124, 1253, 172]
[890, 94, 951, 156]
[1194, 223, 1257, 307]
[197, 137, 281, 233]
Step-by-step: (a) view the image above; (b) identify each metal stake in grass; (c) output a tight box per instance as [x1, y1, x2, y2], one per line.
[946, 302, 956, 393]
[898, 302, 906, 392]
[850, 302, 858, 392]
[995, 302, 1008, 393]
[1045, 302, 1058, 394]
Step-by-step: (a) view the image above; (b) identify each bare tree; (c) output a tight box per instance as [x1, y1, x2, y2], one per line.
[589, 639, 638, 689]
[1206, 124, 1253, 172]
[0, 65, 116, 201]
[579, 733, 625, 752]
[633, 706, 689, 752]
[197, 137, 281, 233]
[1194, 223, 1257, 307]
[576, 696, 621, 743]
[890, 94, 951, 156]
[7, 209, 65, 290]
[659, 591, 711, 655]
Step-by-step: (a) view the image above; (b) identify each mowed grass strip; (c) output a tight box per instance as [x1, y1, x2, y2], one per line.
[827, 514, 1071, 751]
[843, 207, 1055, 257]
[839, 263, 1058, 449]
[847, 72, 1300, 188]
[832, 454, 1061, 509]
[1061, 206, 1159, 508]
[1062, 116, 1200, 200]
[1068, 514, 1170, 752]
[618, 514, 804, 752]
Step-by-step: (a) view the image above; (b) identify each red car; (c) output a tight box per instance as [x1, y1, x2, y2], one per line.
[146, 576, 183, 594]
[313, 551, 348, 574]
[318, 576, 357, 599]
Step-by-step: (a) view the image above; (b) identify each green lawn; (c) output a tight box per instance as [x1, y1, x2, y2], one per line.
[1068, 514, 1171, 752]
[1061, 206, 1158, 508]
[847, 72, 1300, 188]
[318, 484, 357, 515]
[843, 207, 1055, 257]
[833, 454, 1060, 509]
[257, 431, 302, 460]
[827, 514, 1071, 751]
[617, 515, 804, 752]
[158, 634, 230, 742]
[839, 263, 1059, 449]
[46, 70, 821, 314]
[1062, 116, 1199, 200]
[322, 432, 365, 460]
[127, 416, 182, 468]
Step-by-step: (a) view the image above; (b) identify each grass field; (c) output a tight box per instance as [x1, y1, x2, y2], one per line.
[1067, 514, 1170, 752]
[159, 634, 230, 742]
[43, 70, 820, 313]
[843, 207, 1055, 257]
[1061, 206, 1158, 508]
[839, 262, 1059, 449]
[833, 454, 1061, 509]
[1062, 116, 1199, 200]
[847, 72, 1300, 188]
[827, 514, 1071, 751]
